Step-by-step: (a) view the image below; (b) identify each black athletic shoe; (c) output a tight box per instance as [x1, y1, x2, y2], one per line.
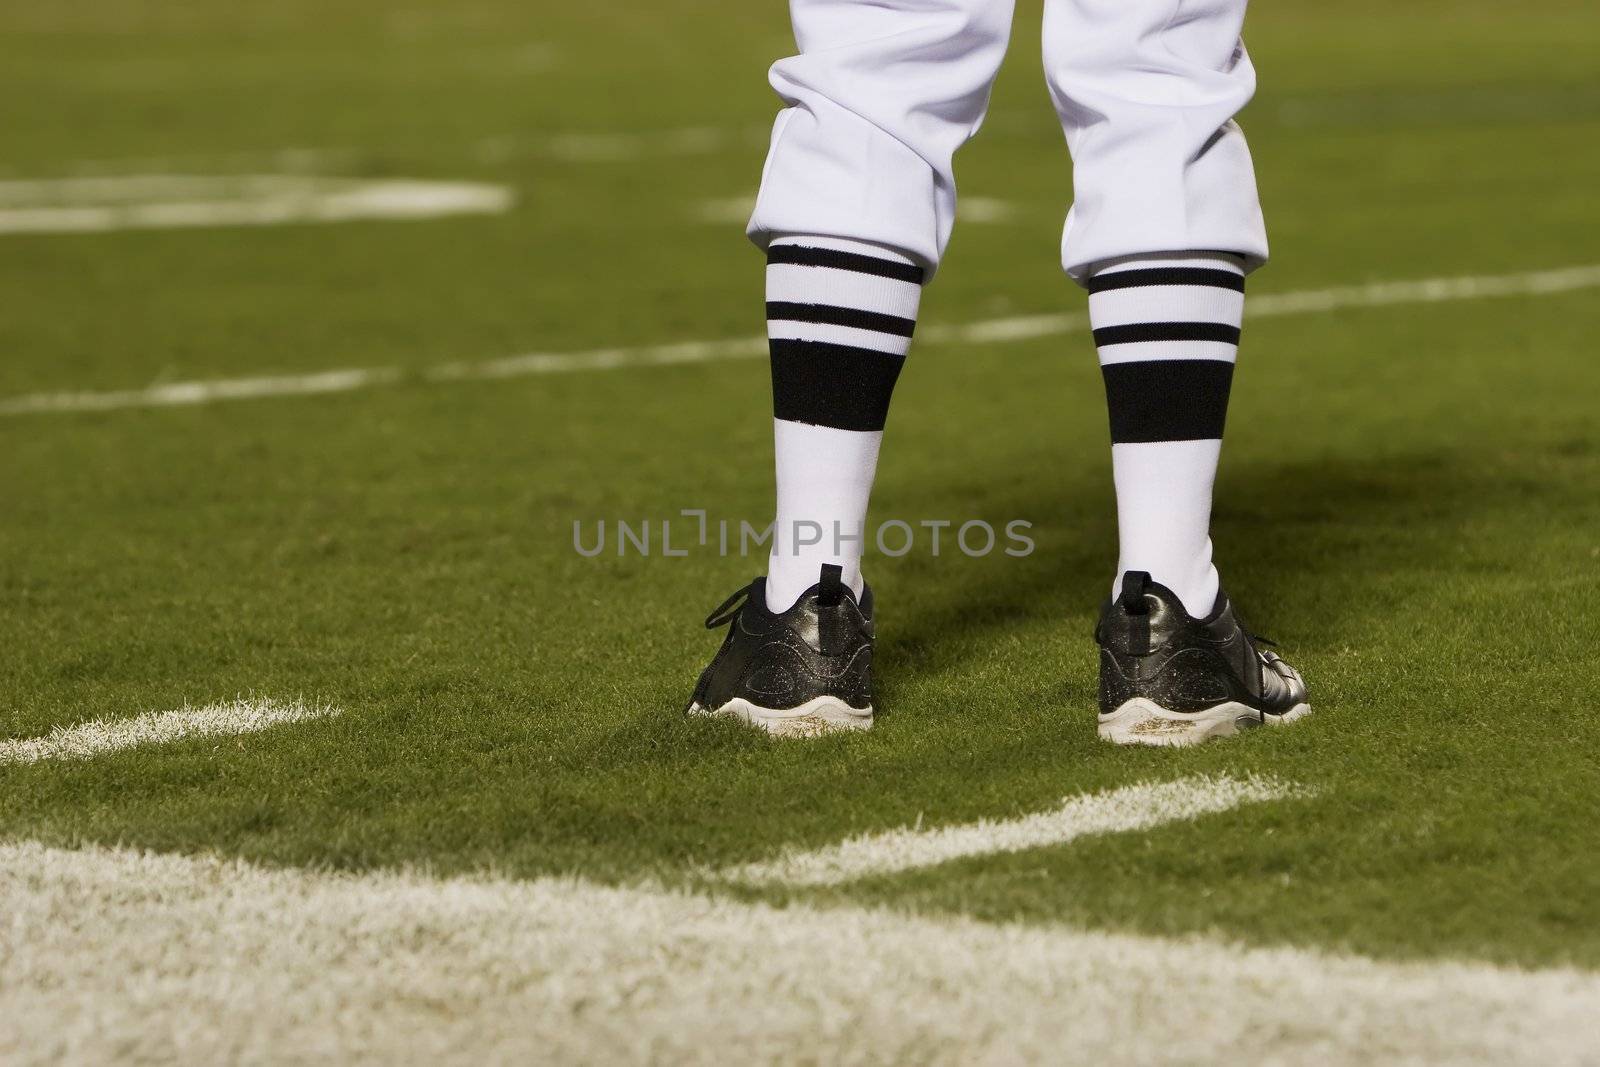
[686, 563, 874, 737]
[1095, 570, 1310, 746]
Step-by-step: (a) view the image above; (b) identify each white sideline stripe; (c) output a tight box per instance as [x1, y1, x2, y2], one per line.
[4, 840, 1597, 1065]
[0, 175, 513, 235]
[960, 195, 1019, 223]
[720, 774, 1299, 887]
[0, 367, 404, 415]
[0, 698, 339, 766]
[33, 125, 761, 178]
[3, 263, 1598, 418]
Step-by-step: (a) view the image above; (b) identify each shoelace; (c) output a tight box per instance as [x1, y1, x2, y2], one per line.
[1238, 615, 1279, 651]
[1229, 616, 1280, 723]
[1232, 604, 1278, 650]
[704, 583, 753, 629]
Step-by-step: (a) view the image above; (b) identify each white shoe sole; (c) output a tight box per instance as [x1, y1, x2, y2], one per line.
[687, 695, 873, 738]
[1097, 697, 1311, 747]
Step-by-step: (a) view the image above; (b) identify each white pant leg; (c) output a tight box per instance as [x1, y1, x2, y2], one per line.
[747, 0, 1017, 275]
[1043, 0, 1268, 282]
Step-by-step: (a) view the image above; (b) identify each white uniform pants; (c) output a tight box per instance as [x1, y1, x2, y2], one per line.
[747, 0, 1268, 282]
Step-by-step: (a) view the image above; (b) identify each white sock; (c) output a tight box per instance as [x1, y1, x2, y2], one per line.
[763, 235, 924, 612]
[1088, 251, 1246, 617]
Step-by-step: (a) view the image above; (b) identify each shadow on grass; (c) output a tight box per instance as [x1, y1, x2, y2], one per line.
[11, 443, 1583, 882]
[583, 444, 1538, 769]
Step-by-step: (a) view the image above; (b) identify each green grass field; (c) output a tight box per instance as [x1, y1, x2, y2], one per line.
[3, 0, 1599, 1060]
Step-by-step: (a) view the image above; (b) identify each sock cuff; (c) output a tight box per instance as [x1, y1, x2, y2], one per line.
[1089, 251, 1246, 278]
[1090, 252, 1241, 444]
[766, 235, 924, 432]
[1101, 361, 1234, 443]
[1088, 265, 1245, 354]
[770, 340, 906, 431]
[768, 234, 922, 270]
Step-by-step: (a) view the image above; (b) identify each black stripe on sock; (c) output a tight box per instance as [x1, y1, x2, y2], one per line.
[766, 302, 916, 338]
[1086, 267, 1245, 294]
[767, 244, 926, 284]
[770, 339, 905, 432]
[1092, 321, 1242, 347]
[1101, 359, 1234, 443]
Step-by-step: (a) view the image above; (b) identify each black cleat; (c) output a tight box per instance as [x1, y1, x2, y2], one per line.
[1095, 570, 1310, 746]
[686, 563, 874, 737]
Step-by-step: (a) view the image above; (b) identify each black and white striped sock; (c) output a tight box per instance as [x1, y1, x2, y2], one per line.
[764, 236, 925, 612]
[1089, 252, 1246, 617]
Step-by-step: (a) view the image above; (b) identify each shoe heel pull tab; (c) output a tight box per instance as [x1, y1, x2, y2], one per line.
[817, 563, 844, 608]
[1119, 571, 1152, 616]
[1119, 571, 1152, 655]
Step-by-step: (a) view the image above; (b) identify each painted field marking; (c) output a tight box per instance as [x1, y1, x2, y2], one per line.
[31, 124, 764, 179]
[0, 367, 405, 416]
[44, 79, 1598, 180]
[2, 262, 1597, 418]
[719, 774, 1300, 887]
[0, 698, 339, 766]
[3, 838, 1596, 1064]
[535, 125, 749, 164]
[960, 195, 1020, 223]
[0, 175, 513, 235]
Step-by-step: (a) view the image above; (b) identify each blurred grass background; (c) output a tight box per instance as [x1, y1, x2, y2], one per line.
[0, 0, 1597, 969]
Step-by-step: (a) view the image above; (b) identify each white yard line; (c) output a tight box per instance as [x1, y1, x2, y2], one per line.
[0, 175, 513, 235]
[720, 774, 1300, 887]
[0, 367, 402, 415]
[13, 146, 370, 179]
[691, 194, 761, 225]
[959, 195, 1019, 223]
[918, 261, 1600, 346]
[427, 335, 768, 381]
[2, 839, 1595, 1065]
[0, 698, 339, 766]
[532, 125, 748, 164]
[24, 125, 756, 179]
[3, 262, 1597, 418]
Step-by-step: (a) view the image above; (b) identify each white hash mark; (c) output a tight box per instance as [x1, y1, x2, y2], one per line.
[718, 774, 1304, 887]
[0, 698, 340, 766]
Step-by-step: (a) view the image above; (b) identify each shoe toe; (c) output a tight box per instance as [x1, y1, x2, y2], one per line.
[1260, 650, 1308, 705]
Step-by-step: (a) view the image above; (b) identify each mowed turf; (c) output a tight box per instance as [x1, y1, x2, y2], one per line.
[2, 0, 1598, 980]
